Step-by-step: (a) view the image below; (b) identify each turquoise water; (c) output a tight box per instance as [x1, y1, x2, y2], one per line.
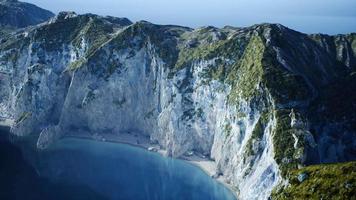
[31, 138, 236, 200]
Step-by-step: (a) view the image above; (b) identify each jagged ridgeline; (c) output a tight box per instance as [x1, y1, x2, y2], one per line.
[0, 10, 355, 200]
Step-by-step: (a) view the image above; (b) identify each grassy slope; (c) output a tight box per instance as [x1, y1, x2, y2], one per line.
[272, 161, 356, 200]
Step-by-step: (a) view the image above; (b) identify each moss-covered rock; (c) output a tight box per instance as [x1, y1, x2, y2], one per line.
[272, 161, 356, 200]
[68, 58, 87, 71]
[244, 111, 270, 157]
[227, 35, 265, 104]
[15, 112, 32, 125]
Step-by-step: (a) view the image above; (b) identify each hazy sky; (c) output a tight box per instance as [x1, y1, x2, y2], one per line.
[23, 0, 356, 35]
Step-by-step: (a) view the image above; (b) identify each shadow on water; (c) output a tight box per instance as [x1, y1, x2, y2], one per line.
[0, 128, 236, 200]
[0, 129, 109, 200]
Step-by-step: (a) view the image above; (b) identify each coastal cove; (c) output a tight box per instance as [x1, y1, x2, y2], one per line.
[65, 131, 233, 189]
[1, 1, 355, 199]
[0, 127, 237, 200]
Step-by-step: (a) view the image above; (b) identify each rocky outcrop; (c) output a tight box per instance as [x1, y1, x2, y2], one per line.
[0, 12, 355, 199]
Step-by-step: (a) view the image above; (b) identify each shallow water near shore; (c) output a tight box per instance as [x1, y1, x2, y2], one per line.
[21, 137, 236, 200]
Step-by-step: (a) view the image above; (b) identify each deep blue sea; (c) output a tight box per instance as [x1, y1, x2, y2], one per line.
[0, 131, 236, 200]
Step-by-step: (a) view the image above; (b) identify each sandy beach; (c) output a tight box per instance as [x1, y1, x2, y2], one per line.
[0, 118, 13, 131]
[66, 132, 218, 174]
[1, 121, 237, 197]
[65, 132, 238, 197]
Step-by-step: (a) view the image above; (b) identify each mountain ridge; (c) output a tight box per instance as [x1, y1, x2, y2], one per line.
[0, 0, 54, 28]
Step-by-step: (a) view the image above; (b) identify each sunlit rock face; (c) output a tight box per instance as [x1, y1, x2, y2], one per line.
[0, 12, 355, 199]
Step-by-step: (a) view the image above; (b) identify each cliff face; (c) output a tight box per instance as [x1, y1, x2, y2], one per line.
[0, 0, 54, 28]
[0, 11, 355, 199]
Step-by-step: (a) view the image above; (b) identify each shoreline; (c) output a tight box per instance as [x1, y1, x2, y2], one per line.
[0, 119, 13, 132]
[1, 124, 238, 199]
[64, 132, 239, 198]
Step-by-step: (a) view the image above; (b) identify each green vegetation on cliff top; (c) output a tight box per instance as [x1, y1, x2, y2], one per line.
[272, 161, 356, 200]
[227, 35, 265, 102]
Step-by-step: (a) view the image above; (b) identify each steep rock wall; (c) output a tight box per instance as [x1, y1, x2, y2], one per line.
[1, 14, 355, 200]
